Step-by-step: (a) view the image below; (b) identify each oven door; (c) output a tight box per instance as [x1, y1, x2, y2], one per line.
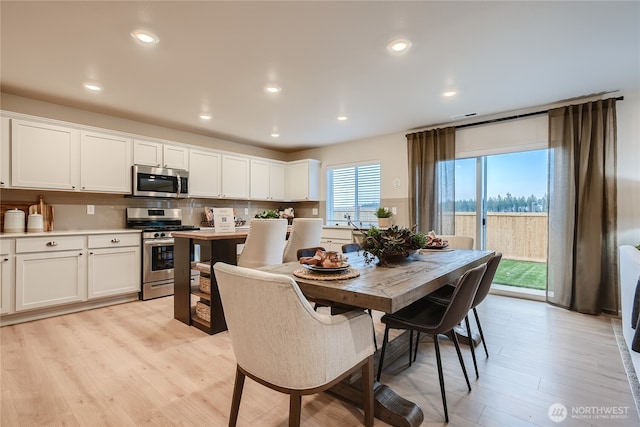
[143, 238, 176, 284]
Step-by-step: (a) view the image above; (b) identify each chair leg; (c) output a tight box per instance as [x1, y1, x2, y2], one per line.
[229, 366, 245, 427]
[464, 315, 479, 378]
[451, 331, 471, 392]
[408, 330, 414, 367]
[433, 335, 449, 423]
[473, 307, 489, 357]
[367, 309, 378, 350]
[413, 332, 421, 363]
[362, 355, 374, 426]
[376, 325, 390, 381]
[289, 392, 302, 427]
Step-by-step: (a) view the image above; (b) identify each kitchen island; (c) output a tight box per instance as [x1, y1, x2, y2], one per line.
[172, 229, 249, 335]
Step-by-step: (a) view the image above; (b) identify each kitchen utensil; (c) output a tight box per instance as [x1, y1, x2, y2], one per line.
[27, 213, 44, 232]
[4, 209, 26, 233]
[28, 196, 54, 231]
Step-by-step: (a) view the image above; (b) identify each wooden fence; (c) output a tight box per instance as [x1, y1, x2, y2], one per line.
[455, 212, 548, 262]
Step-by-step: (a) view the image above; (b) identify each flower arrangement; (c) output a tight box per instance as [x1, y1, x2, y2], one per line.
[361, 225, 427, 266]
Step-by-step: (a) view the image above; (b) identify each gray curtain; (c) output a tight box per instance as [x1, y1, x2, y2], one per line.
[407, 127, 455, 234]
[547, 98, 618, 315]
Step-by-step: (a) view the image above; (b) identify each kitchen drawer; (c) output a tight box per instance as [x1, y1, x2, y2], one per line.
[321, 228, 353, 240]
[88, 234, 140, 248]
[0, 239, 11, 254]
[16, 235, 84, 253]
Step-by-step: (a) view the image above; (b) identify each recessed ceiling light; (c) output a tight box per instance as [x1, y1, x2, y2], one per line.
[442, 90, 458, 97]
[83, 83, 102, 92]
[130, 30, 159, 45]
[265, 85, 281, 94]
[270, 132, 280, 138]
[199, 114, 212, 120]
[387, 39, 412, 54]
[337, 115, 348, 121]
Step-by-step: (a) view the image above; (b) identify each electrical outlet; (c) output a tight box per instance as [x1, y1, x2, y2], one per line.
[312, 208, 318, 215]
[244, 207, 249, 215]
[392, 207, 397, 215]
[87, 205, 95, 215]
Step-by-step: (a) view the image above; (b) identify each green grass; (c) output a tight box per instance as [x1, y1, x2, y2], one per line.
[493, 259, 547, 290]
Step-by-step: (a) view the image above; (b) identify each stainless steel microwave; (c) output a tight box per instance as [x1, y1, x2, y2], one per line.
[132, 165, 189, 198]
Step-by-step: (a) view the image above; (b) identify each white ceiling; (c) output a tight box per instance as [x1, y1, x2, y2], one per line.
[1, 1, 639, 152]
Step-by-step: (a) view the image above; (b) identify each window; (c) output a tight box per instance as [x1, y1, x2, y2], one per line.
[326, 163, 380, 226]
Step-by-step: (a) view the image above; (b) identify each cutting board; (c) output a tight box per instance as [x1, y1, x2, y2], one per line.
[28, 196, 54, 231]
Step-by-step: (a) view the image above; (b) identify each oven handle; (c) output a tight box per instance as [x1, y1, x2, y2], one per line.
[143, 239, 175, 246]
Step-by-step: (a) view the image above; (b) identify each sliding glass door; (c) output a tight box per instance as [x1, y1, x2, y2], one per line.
[455, 149, 548, 292]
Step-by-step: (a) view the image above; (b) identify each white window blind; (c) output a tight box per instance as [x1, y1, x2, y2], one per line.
[327, 163, 380, 225]
[455, 115, 548, 158]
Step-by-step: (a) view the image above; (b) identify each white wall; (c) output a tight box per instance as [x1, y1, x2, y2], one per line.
[616, 89, 640, 247]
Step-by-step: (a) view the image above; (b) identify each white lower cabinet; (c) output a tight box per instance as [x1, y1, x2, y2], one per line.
[11, 232, 141, 315]
[320, 228, 354, 252]
[1, 239, 14, 314]
[87, 234, 140, 299]
[15, 246, 87, 312]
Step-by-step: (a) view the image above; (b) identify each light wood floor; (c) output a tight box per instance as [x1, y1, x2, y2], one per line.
[1, 294, 638, 426]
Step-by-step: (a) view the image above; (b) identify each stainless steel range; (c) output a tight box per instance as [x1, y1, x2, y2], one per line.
[126, 208, 199, 300]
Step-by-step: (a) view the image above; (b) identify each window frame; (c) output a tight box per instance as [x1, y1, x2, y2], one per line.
[326, 162, 381, 226]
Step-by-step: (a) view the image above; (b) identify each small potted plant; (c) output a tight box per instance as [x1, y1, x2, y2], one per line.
[374, 207, 393, 228]
[254, 209, 280, 219]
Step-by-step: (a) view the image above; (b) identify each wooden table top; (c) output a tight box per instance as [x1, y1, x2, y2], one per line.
[172, 229, 250, 240]
[260, 249, 494, 314]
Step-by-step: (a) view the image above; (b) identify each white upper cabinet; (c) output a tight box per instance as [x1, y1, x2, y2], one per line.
[133, 139, 162, 167]
[1, 117, 10, 188]
[189, 148, 222, 198]
[133, 139, 189, 170]
[80, 131, 132, 193]
[285, 159, 320, 201]
[221, 154, 250, 199]
[250, 159, 285, 200]
[163, 144, 189, 170]
[11, 118, 80, 191]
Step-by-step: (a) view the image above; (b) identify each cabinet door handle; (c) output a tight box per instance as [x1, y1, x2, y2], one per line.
[111, 238, 120, 243]
[2, 258, 7, 262]
[89, 252, 94, 255]
[79, 252, 83, 256]
[46, 241, 58, 247]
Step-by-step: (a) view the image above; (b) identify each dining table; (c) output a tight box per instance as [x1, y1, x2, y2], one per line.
[259, 248, 494, 427]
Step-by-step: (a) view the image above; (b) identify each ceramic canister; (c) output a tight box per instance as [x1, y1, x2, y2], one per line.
[4, 209, 26, 233]
[27, 213, 44, 232]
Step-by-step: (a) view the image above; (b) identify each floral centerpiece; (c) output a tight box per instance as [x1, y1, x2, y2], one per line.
[360, 225, 427, 266]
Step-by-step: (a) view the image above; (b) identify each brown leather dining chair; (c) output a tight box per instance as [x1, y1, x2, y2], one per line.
[420, 252, 503, 378]
[376, 263, 487, 423]
[296, 246, 325, 260]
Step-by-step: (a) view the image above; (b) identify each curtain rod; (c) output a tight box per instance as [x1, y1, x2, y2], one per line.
[430, 96, 625, 131]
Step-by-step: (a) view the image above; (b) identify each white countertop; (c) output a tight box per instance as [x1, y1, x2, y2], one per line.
[0, 229, 142, 238]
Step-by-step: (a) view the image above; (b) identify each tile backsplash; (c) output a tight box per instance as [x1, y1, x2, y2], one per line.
[0, 189, 319, 231]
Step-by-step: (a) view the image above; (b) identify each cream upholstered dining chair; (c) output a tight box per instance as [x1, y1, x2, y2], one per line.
[237, 218, 288, 268]
[439, 235, 474, 249]
[282, 218, 324, 263]
[213, 262, 375, 427]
